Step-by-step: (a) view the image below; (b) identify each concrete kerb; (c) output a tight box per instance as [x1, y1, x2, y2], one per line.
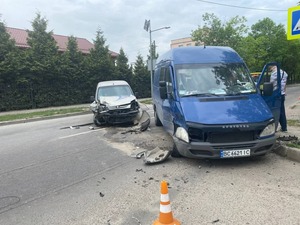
[273, 142, 300, 163]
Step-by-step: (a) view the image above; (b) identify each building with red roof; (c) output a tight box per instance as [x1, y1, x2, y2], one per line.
[6, 27, 118, 58]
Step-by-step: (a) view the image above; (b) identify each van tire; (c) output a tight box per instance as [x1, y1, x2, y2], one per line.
[171, 144, 182, 158]
[154, 108, 162, 126]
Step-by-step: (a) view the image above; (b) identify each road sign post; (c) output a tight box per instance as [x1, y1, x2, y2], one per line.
[287, 6, 300, 40]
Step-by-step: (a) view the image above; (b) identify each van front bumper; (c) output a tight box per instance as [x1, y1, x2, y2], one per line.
[173, 136, 276, 159]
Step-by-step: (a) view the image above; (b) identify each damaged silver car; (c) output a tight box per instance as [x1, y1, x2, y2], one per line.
[90, 80, 140, 126]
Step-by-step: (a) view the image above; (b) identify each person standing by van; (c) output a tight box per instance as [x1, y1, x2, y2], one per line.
[270, 65, 288, 132]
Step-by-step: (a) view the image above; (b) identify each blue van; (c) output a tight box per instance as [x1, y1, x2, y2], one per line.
[152, 46, 282, 159]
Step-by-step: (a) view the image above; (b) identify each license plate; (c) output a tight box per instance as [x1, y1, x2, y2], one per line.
[220, 149, 251, 158]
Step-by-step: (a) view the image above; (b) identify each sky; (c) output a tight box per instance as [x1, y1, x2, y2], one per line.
[1, 0, 298, 63]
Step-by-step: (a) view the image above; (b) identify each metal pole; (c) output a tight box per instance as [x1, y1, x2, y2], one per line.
[149, 24, 153, 98]
[143, 19, 170, 98]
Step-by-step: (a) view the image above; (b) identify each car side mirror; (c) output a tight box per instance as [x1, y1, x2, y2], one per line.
[159, 81, 167, 99]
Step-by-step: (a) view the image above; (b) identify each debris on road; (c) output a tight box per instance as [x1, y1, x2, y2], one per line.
[277, 135, 298, 142]
[60, 123, 93, 130]
[131, 147, 172, 164]
[121, 110, 151, 134]
[143, 147, 171, 164]
[69, 125, 80, 129]
[132, 216, 142, 225]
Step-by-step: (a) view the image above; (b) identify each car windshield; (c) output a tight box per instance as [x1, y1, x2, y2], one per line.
[175, 63, 256, 97]
[97, 85, 133, 99]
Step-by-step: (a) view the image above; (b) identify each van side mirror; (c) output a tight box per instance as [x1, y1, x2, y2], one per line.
[263, 82, 273, 96]
[90, 96, 95, 102]
[134, 92, 138, 98]
[159, 81, 167, 99]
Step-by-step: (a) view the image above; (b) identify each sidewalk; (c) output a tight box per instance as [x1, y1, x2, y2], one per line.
[273, 98, 300, 162]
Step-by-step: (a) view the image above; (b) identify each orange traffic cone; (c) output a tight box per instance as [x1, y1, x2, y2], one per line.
[153, 180, 181, 225]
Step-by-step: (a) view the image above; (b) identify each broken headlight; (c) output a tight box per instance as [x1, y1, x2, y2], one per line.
[98, 104, 108, 112]
[130, 100, 139, 110]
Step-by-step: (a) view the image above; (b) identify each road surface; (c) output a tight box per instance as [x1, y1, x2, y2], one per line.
[0, 86, 300, 225]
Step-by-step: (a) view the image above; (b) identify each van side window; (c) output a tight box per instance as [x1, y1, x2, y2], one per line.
[165, 67, 174, 96]
[159, 68, 166, 82]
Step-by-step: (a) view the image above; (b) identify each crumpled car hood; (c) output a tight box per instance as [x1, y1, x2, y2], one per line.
[100, 95, 136, 109]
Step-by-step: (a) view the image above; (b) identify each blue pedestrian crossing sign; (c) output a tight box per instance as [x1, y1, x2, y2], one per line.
[287, 6, 300, 40]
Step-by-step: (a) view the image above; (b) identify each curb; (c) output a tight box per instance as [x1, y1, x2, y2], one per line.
[272, 143, 300, 163]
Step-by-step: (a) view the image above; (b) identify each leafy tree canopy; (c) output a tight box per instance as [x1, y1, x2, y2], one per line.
[191, 13, 248, 50]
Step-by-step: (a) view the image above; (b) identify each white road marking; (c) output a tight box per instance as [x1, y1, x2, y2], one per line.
[58, 129, 104, 140]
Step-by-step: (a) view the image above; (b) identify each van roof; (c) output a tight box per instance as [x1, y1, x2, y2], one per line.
[97, 80, 129, 88]
[156, 46, 244, 65]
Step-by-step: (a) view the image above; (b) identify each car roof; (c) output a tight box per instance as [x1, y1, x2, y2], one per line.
[97, 80, 129, 88]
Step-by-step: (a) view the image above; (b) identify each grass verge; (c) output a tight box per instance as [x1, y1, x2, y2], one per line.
[139, 98, 152, 105]
[287, 119, 300, 127]
[0, 107, 89, 122]
[287, 142, 300, 149]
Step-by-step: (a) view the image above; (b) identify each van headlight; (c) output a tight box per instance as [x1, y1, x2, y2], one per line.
[175, 127, 189, 143]
[260, 122, 275, 137]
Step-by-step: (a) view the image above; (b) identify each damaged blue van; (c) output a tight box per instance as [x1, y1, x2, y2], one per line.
[152, 46, 282, 159]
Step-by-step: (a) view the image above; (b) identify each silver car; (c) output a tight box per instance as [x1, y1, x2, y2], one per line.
[90, 80, 140, 125]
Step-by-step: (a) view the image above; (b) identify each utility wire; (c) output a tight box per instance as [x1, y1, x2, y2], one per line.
[197, 0, 287, 12]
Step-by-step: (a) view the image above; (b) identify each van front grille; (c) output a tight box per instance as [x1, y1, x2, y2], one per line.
[188, 127, 259, 143]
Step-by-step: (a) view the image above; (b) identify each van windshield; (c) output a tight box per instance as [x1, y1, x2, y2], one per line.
[175, 63, 256, 97]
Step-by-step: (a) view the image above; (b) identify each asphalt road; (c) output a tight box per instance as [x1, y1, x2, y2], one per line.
[285, 84, 300, 107]
[0, 88, 300, 225]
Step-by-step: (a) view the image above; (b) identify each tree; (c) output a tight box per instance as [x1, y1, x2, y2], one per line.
[282, 39, 300, 83]
[238, 35, 269, 72]
[60, 36, 87, 104]
[238, 18, 289, 78]
[25, 13, 60, 107]
[115, 48, 132, 83]
[0, 19, 25, 110]
[27, 13, 59, 79]
[191, 13, 248, 50]
[87, 28, 115, 89]
[247, 18, 288, 69]
[0, 19, 19, 83]
[0, 19, 16, 62]
[132, 54, 150, 98]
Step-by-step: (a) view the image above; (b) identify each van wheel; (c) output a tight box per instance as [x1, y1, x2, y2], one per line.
[171, 144, 182, 158]
[154, 109, 162, 126]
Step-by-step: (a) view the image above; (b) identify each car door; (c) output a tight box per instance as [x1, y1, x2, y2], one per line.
[257, 63, 282, 128]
